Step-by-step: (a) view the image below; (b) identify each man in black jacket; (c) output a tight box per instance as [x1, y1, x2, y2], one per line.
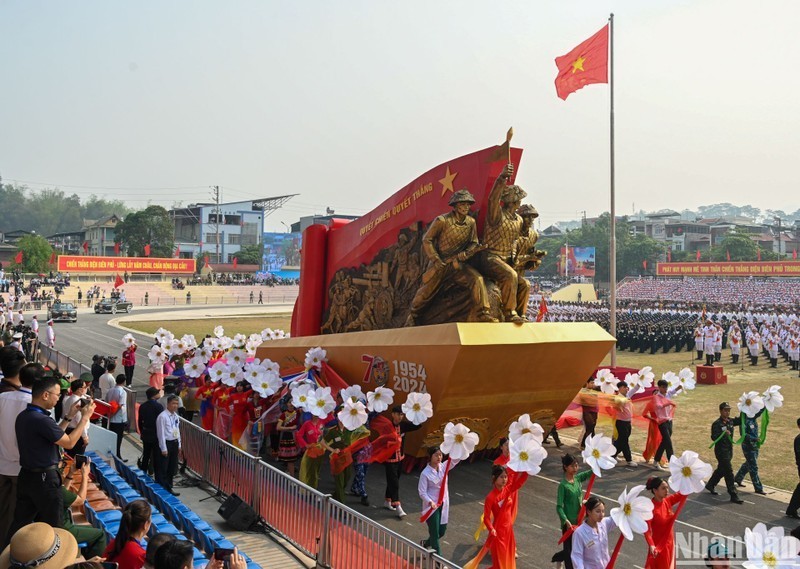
[705, 402, 744, 504]
[137, 387, 163, 475]
[786, 417, 800, 518]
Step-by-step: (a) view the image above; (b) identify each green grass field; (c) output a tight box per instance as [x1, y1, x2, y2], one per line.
[120, 315, 798, 490]
[558, 349, 798, 490]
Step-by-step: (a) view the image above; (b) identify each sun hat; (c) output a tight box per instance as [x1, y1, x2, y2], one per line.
[0, 522, 79, 569]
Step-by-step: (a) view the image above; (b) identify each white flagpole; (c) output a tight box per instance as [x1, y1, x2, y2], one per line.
[609, 13, 617, 367]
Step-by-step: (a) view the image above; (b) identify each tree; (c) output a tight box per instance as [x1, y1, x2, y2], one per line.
[114, 205, 174, 257]
[14, 234, 54, 273]
[232, 243, 263, 265]
[710, 228, 760, 261]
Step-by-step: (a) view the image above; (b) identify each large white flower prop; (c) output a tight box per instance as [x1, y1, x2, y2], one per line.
[208, 361, 229, 383]
[594, 369, 617, 394]
[122, 333, 136, 347]
[232, 333, 247, 349]
[401, 392, 433, 425]
[366, 387, 394, 413]
[155, 327, 174, 345]
[213, 325, 225, 338]
[260, 328, 274, 341]
[738, 391, 766, 418]
[509, 414, 545, 443]
[261, 358, 280, 375]
[668, 450, 713, 494]
[245, 334, 263, 355]
[291, 384, 314, 410]
[662, 371, 679, 392]
[624, 372, 642, 390]
[254, 371, 282, 398]
[218, 336, 234, 351]
[196, 346, 212, 363]
[221, 365, 243, 387]
[340, 385, 366, 404]
[338, 399, 368, 430]
[181, 334, 198, 352]
[744, 522, 800, 569]
[581, 434, 617, 477]
[440, 422, 480, 461]
[304, 347, 327, 370]
[637, 366, 655, 388]
[307, 386, 336, 418]
[610, 485, 654, 541]
[185, 356, 206, 378]
[148, 345, 168, 364]
[507, 433, 547, 475]
[677, 368, 696, 391]
[244, 363, 266, 385]
[762, 385, 783, 413]
[171, 337, 188, 356]
[227, 349, 247, 368]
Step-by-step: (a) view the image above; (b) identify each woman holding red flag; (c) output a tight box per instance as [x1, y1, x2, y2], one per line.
[418, 446, 460, 556]
[195, 380, 216, 431]
[552, 454, 593, 569]
[643, 477, 687, 569]
[464, 464, 529, 569]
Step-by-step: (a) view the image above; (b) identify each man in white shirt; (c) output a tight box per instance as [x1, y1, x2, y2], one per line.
[0, 352, 33, 550]
[99, 362, 117, 400]
[155, 395, 182, 496]
[46, 319, 55, 348]
[30, 316, 38, 335]
[106, 375, 128, 461]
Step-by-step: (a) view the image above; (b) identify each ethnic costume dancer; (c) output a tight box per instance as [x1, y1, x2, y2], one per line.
[552, 454, 592, 569]
[644, 477, 687, 569]
[276, 399, 300, 477]
[296, 414, 325, 488]
[418, 446, 460, 555]
[464, 465, 529, 569]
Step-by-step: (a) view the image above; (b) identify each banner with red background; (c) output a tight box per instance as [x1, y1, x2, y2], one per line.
[57, 255, 196, 273]
[294, 145, 523, 336]
[657, 261, 800, 277]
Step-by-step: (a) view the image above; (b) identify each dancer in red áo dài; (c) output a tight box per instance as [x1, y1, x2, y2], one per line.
[229, 381, 252, 449]
[464, 465, 529, 569]
[643, 476, 687, 569]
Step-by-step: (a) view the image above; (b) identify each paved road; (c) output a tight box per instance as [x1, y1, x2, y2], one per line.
[35, 306, 795, 568]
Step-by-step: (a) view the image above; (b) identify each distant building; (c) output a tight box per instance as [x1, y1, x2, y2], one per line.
[171, 200, 264, 264]
[83, 214, 121, 256]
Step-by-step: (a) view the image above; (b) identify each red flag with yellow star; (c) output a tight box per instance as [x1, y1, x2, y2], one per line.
[554, 24, 609, 100]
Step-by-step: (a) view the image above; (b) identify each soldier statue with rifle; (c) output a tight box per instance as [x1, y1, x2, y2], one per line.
[405, 189, 495, 326]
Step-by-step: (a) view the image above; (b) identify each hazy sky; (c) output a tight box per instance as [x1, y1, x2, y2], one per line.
[2, 0, 798, 232]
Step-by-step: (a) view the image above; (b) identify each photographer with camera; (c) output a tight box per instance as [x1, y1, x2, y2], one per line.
[62, 378, 92, 457]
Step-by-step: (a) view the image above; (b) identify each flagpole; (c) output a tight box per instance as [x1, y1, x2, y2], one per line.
[609, 12, 617, 368]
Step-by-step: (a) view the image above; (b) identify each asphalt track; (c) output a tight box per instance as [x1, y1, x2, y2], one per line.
[36, 306, 789, 568]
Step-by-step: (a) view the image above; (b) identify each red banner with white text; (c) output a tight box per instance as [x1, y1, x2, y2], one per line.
[657, 261, 800, 277]
[57, 255, 196, 273]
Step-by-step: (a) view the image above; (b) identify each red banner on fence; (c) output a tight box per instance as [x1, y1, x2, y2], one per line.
[657, 261, 800, 277]
[57, 255, 196, 273]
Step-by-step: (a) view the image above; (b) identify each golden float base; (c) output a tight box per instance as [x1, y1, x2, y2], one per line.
[255, 322, 615, 457]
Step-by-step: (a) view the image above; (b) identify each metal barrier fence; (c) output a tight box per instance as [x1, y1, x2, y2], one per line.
[179, 419, 462, 569]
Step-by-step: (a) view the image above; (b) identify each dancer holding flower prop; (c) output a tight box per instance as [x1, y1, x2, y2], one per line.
[418, 423, 478, 555]
[551, 454, 593, 568]
[706, 402, 745, 504]
[604, 486, 655, 569]
[743, 522, 800, 569]
[643, 476, 686, 569]
[734, 389, 773, 495]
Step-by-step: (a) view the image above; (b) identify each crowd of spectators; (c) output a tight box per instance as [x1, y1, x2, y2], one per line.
[617, 277, 800, 307]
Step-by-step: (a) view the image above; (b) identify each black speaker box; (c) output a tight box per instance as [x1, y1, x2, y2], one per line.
[218, 493, 258, 530]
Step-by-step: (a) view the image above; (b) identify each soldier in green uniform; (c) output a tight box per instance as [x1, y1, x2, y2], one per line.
[705, 402, 744, 504]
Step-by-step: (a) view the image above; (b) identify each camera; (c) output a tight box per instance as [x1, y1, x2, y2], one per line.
[78, 397, 92, 408]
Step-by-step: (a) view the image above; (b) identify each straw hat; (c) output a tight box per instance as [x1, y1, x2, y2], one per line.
[0, 523, 79, 569]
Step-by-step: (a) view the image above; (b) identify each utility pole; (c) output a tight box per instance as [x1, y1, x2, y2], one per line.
[212, 186, 221, 263]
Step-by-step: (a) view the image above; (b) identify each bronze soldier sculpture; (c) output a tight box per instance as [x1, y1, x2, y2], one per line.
[511, 203, 546, 317]
[404, 189, 495, 326]
[473, 163, 527, 324]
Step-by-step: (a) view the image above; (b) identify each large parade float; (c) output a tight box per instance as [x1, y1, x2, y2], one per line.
[256, 134, 615, 456]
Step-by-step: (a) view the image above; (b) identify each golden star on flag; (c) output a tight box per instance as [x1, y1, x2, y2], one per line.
[439, 166, 458, 197]
[571, 56, 585, 74]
